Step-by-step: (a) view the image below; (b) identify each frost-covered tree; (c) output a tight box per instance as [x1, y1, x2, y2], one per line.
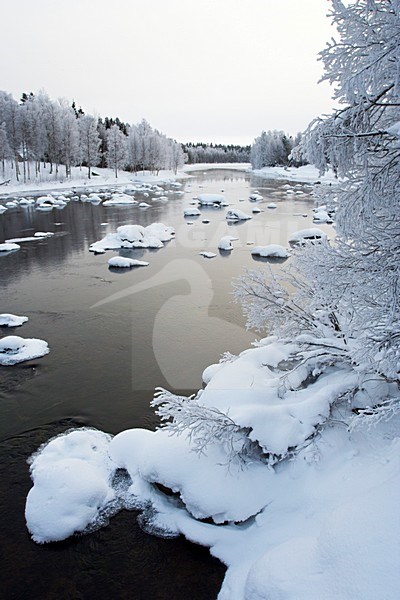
[168, 139, 185, 174]
[242, 0, 400, 382]
[250, 130, 295, 168]
[106, 123, 127, 177]
[60, 102, 79, 178]
[0, 122, 10, 177]
[78, 114, 101, 179]
[126, 125, 142, 173]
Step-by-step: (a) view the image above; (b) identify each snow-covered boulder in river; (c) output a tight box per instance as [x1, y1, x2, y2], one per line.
[0, 335, 49, 365]
[89, 223, 175, 252]
[108, 257, 149, 268]
[226, 209, 252, 221]
[251, 245, 290, 258]
[0, 313, 29, 327]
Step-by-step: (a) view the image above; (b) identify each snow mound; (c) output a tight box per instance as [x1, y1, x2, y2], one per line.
[289, 228, 327, 243]
[25, 429, 115, 543]
[89, 222, 175, 252]
[0, 335, 49, 365]
[0, 205, 7, 214]
[267, 202, 277, 209]
[108, 256, 149, 268]
[251, 245, 290, 258]
[226, 209, 252, 221]
[0, 313, 29, 327]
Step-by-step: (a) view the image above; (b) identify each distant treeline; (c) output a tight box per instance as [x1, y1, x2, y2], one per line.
[182, 142, 251, 164]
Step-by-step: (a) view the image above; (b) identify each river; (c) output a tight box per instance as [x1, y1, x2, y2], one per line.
[0, 168, 329, 599]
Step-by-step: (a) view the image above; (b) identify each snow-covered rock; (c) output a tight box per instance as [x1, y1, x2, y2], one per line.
[103, 194, 138, 206]
[251, 245, 290, 258]
[0, 313, 29, 327]
[218, 236, 238, 251]
[0, 205, 8, 213]
[198, 193, 224, 206]
[0, 335, 49, 365]
[89, 222, 175, 252]
[0, 242, 20, 252]
[249, 193, 263, 202]
[25, 429, 115, 543]
[199, 252, 217, 259]
[184, 207, 201, 217]
[108, 256, 149, 268]
[267, 202, 277, 209]
[226, 209, 252, 221]
[289, 228, 327, 243]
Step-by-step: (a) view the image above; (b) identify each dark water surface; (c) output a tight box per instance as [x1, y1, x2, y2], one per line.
[0, 170, 328, 599]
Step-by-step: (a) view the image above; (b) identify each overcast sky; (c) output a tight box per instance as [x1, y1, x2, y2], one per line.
[1, 0, 337, 145]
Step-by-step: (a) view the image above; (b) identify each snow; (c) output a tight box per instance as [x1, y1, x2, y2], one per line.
[184, 207, 201, 216]
[289, 228, 327, 243]
[5, 236, 46, 243]
[218, 236, 238, 251]
[89, 222, 175, 252]
[108, 256, 149, 268]
[25, 429, 115, 543]
[0, 242, 20, 252]
[267, 202, 277, 209]
[199, 252, 217, 259]
[0, 313, 28, 327]
[198, 193, 225, 206]
[226, 209, 252, 221]
[251, 206, 261, 213]
[249, 193, 263, 202]
[0, 205, 8, 213]
[251, 245, 290, 258]
[252, 164, 339, 184]
[0, 335, 49, 365]
[103, 194, 138, 206]
[23, 338, 400, 600]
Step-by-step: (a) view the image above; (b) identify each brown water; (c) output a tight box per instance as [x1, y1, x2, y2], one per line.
[0, 169, 330, 599]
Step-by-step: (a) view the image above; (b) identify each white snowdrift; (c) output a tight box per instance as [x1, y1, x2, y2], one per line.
[0, 335, 49, 365]
[89, 222, 175, 252]
[0, 313, 28, 327]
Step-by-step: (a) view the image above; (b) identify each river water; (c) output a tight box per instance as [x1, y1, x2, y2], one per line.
[0, 169, 329, 599]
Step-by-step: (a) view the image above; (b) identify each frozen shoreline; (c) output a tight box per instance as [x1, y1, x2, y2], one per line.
[0, 163, 336, 198]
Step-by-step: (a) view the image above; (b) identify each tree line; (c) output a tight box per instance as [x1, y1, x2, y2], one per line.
[0, 90, 186, 181]
[250, 129, 306, 168]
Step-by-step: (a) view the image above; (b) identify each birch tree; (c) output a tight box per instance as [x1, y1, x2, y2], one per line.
[106, 123, 127, 177]
[78, 114, 101, 179]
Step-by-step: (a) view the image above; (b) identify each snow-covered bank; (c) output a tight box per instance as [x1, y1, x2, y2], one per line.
[0, 165, 191, 198]
[24, 330, 400, 598]
[252, 164, 339, 184]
